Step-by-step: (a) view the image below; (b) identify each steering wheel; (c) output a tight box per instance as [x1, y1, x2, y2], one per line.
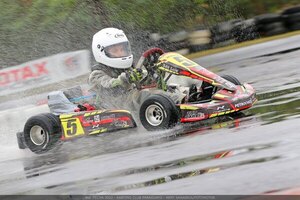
[135, 48, 165, 88]
[136, 48, 165, 70]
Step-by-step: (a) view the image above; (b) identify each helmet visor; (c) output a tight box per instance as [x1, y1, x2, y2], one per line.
[104, 42, 132, 58]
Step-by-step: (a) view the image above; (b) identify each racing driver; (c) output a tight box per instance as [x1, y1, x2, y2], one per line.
[88, 27, 146, 109]
[88, 27, 187, 111]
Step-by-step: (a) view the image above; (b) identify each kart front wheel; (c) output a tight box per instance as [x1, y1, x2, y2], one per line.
[221, 75, 242, 85]
[221, 75, 244, 117]
[139, 94, 180, 131]
[23, 113, 62, 154]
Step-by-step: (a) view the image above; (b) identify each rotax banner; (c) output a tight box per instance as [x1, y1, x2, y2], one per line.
[0, 50, 90, 96]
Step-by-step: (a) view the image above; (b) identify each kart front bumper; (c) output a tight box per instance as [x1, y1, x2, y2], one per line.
[180, 84, 256, 123]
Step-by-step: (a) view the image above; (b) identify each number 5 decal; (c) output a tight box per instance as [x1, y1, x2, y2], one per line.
[61, 117, 84, 138]
[66, 119, 77, 135]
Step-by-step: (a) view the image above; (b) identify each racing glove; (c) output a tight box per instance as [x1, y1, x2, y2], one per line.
[110, 77, 123, 88]
[109, 73, 130, 88]
[127, 68, 144, 83]
[117, 69, 144, 85]
[110, 69, 146, 90]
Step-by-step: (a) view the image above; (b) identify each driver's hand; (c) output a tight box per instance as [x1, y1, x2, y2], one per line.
[127, 68, 144, 83]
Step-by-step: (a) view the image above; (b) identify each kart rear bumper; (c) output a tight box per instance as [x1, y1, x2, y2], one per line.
[16, 132, 27, 149]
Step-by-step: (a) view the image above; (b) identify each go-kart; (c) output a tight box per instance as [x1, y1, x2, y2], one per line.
[16, 48, 256, 153]
[16, 87, 137, 154]
[135, 48, 257, 131]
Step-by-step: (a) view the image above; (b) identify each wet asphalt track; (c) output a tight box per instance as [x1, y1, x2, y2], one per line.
[0, 35, 300, 195]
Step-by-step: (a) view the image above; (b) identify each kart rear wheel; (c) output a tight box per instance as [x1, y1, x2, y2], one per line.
[140, 94, 180, 131]
[23, 113, 62, 154]
[221, 75, 242, 85]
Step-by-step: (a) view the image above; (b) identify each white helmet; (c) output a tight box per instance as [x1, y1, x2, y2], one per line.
[92, 28, 133, 69]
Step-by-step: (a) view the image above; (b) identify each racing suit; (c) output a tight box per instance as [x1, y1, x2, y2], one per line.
[88, 63, 133, 109]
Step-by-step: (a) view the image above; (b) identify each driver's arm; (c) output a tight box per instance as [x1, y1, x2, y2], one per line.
[88, 70, 130, 89]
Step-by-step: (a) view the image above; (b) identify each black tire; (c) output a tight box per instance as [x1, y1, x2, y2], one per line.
[289, 23, 300, 31]
[41, 113, 61, 131]
[282, 6, 300, 15]
[23, 113, 62, 154]
[42, 113, 63, 150]
[16, 132, 26, 149]
[221, 75, 242, 85]
[232, 25, 260, 42]
[189, 44, 211, 53]
[257, 22, 285, 34]
[265, 27, 288, 36]
[211, 33, 233, 44]
[255, 13, 282, 24]
[139, 94, 180, 131]
[283, 12, 300, 25]
[236, 30, 260, 42]
[264, 22, 285, 31]
[285, 21, 300, 29]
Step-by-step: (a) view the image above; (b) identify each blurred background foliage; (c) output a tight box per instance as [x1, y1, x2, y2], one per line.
[0, 0, 299, 67]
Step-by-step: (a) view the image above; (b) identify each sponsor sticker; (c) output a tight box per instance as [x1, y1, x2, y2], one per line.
[114, 120, 128, 127]
[94, 115, 100, 123]
[217, 105, 225, 111]
[0, 62, 49, 87]
[102, 114, 115, 120]
[63, 56, 80, 72]
[185, 110, 205, 119]
[115, 33, 124, 38]
[234, 96, 255, 108]
[161, 64, 180, 73]
[92, 124, 100, 129]
[216, 105, 231, 112]
[87, 114, 115, 124]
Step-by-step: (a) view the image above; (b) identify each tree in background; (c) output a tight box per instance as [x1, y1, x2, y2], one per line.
[1, 0, 299, 67]
[99, 0, 205, 33]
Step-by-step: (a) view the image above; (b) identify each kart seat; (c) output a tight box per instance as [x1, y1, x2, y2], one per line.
[188, 83, 215, 103]
[47, 90, 77, 115]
